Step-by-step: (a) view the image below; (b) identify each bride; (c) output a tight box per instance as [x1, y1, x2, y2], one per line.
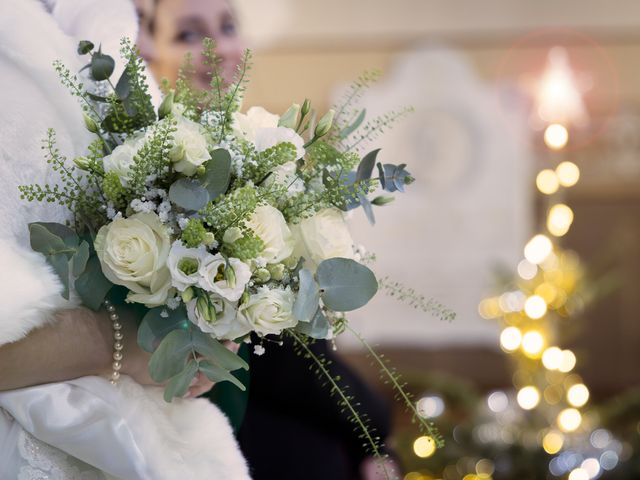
[0, 0, 250, 478]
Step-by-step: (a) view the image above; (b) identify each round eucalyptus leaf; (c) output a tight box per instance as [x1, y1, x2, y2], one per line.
[202, 149, 232, 200]
[148, 329, 191, 382]
[296, 308, 330, 339]
[163, 360, 198, 402]
[90, 52, 115, 81]
[169, 178, 210, 211]
[317, 258, 378, 311]
[138, 306, 189, 353]
[293, 269, 320, 322]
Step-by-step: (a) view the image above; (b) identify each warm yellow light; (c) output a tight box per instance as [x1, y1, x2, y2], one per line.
[547, 204, 574, 237]
[558, 408, 582, 432]
[500, 327, 522, 352]
[478, 297, 501, 319]
[542, 431, 565, 454]
[542, 347, 563, 370]
[559, 350, 577, 373]
[567, 384, 590, 407]
[517, 386, 541, 410]
[544, 123, 569, 150]
[524, 235, 553, 265]
[556, 161, 580, 187]
[535, 282, 557, 303]
[522, 331, 545, 356]
[568, 468, 589, 480]
[475, 459, 495, 476]
[536, 169, 560, 195]
[413, 436, 437, 458]
[524, 295, 547, 319]
[517, 260, 538, 280]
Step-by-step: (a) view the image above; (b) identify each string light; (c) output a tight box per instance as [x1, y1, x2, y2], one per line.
[558, 408, 582, 432]
[521, 331, 545, 357]
[556, 161, 580, 187]
[544, 123, 569, 150]
[517, 386, 541, 410]
[524, 295, 547, 319]
[524, 234, 553, 264]
[413, 436, 437, 458]
[542, 346, 563, 370]
[567, 383, 590, 407]
[559, 350, 577, 373]
[547, 204, 574, 237]
[500, 327, 522, 352]
[536, 169, 560, 195]
[542, 431, 565, 454]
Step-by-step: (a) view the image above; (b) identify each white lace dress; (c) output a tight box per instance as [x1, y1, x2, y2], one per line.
[0, 1, 250, 478]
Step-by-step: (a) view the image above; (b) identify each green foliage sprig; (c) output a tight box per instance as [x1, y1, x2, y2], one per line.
[378, 276, 456, 322]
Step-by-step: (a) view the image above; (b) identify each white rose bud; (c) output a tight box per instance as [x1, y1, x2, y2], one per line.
[186, 295, 252, 340]
[169, 117, 211, 176]
[237, 286, 298, 336]
[94, 212, 172, 307]
[314, 109, 335, 138]
[83, 113, 99, 133]
[158, 90, 175, 119]
[246, 205, 295, 264]
[278, 103, 300, 129]
[291, 208, 355, 272]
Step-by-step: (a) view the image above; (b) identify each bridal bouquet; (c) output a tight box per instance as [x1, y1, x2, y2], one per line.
[20, 39, 416, 402]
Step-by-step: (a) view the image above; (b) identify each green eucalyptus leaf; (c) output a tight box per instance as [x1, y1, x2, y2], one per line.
[191, 329, 249, 371]
[115, 68, 132, 99]
[49, 254, 71, 299]
[293, 269, 320, 322]
[86, 92, 109, 103]
[148, 329, 192, 383]
[201, 149, 232, 201]
[138, 305, 190, 353]
[356, 148, 380, 182]
[164, 360, 199, 402]
[316, 258, 378, 311]
[199, 360, 246, 391]
[169, 178, 210, 211]
[77, 40, 94, 55]
[71, 241, 90, 277]
[90, 51, 115, 81]
[29, 223, 71, 256]
[339, 108, 366, 139]
[75, 256, 112, 310]
[296, 308, 330, 339]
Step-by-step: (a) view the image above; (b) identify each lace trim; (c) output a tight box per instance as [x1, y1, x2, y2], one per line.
[17, 430, 105, 480]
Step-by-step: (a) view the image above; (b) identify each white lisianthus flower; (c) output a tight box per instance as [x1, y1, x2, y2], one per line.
[246, 205, 295, 264]
[291, 208, 355, 271]
[94, 212, 172, 307]
[232, 106, 279, 143]
[166, 241, 212, 291]
[254, 127, 305, 159]
[263, 161, 305, 196]
[238, 286, 297, 336]
[199, 254, 252, 302]
[186, 296, 252, 340]
[169, 116, 211, 176]
[102, 133, 146, 185]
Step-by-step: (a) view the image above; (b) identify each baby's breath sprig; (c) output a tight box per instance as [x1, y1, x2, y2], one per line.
[344, 107, 414, 153]
[345, 324, 445, 448]
[378, 276, 457, 322]
[289, 331, 397, 480]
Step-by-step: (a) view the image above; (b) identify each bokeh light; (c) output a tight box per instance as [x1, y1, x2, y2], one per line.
[500, 327, 522, 352]
[568, 468, 589, 480]
[417, 395, 445, 418]
[517, 386, 541, 410]
[413, 436, 437, 458]
[524, 234, 553, 264]
[522, 331, 545, 357]
[558, 408, 582, 432]
[487, 391, 509, 413]
[556, 161, 580, 187]
[542, 430, 565, 454]
[567, 383, 590, 407]
[542, 346, 563, 370]
[524, 295, 547, 319]
[547, 203, 574, 237]
[536, 169, 559, 195]
[544, 123, 569, 150]
[559, 350, 577, 373]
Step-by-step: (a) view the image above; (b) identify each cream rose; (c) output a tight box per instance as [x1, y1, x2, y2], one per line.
[246, 205, 295, 264]
[292, 208, 355, 271]
[169, 116, 211, 176]
[102, 133, 146, 185]
[94, 212, 172, 307]
[237, 286, 297, 336]
[254, 127, 305, 159]
[232, 106, 279, 143]
[186, 296, 252, 340]
[198, 254, 252, 302]
[166, 241, 212, 292]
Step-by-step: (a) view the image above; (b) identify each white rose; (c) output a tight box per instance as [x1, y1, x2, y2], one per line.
[292, 208, 355, 271]
[102, 134, 146, 185]
[166, 241, 212, 292]
[238, 286, 297, 336]
[186, 296, 252, 340]
[254, 127, 305, 159]
[94, 212, 172, 307]
[199, 254, 252, 302]
[169, 117, 211, 176]
[232, 106, 279, 143]
[246, 205, 295, 264]
[263, 161, 305, 196]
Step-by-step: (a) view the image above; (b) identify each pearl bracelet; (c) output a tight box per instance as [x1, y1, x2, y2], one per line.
[104, 299, 124, 384]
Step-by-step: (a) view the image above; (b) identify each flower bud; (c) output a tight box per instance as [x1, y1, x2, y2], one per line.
[404, 175, 415, 185]
[223, 227, 243, 244]
[73, 156, 91, 171]
[254, 268, 271, 283]
[278, 103, 300, 129]
[225, 264, 237, 288]
[195, 165, 206, 176]
[301, 99, 311, 118]
[371, 195, 395, 206]
[267, 263, 285, 281]
[158, 90, 175, 119]
[181, 287, 195, 303]
[314, 109, 335, 138]
[203, 232, 216, 246]
[83, 113, 99, 133]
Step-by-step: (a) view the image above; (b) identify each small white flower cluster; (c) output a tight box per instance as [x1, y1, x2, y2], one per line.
[130, 188, 173, 224]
